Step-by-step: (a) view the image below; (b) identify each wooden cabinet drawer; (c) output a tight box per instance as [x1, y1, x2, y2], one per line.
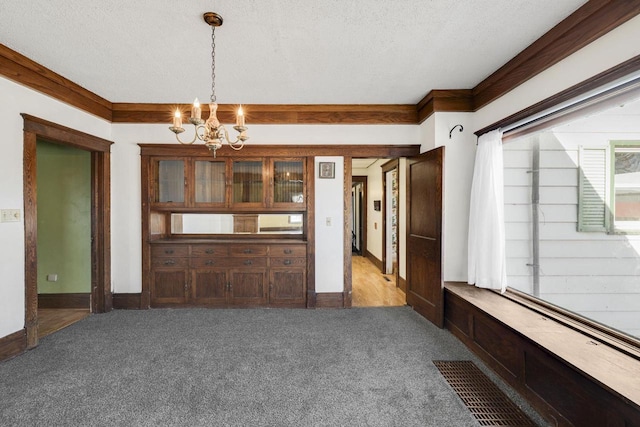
[151, 257, 189, 269]
[225, 257, 267, 268]
[191, 245, 229, 257]
[190, 257, 232, 269]
[270, 257, 306, 267]
[151, 245, 189, 258]
[229, 245, 267, 257]
[269, 245, 306, 257]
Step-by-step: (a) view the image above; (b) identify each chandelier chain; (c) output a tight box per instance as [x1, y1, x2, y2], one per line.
[210, 25, 217, 103]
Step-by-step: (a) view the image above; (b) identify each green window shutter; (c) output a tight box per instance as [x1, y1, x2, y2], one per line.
[578, 146, 610, 232]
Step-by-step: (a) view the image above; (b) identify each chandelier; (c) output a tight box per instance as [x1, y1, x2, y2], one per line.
[169, 12, 248, 157]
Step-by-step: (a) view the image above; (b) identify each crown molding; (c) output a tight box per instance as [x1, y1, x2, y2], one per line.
[0, 44, 112, 121]
[112, 103, 418, 125]
[1, 1, 639, 125]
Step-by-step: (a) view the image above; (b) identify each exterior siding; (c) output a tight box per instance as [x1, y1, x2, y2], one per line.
[504, 127, 640, 338]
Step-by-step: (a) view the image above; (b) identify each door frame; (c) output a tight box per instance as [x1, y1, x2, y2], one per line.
[22, 114, 113, 349]
[381, 159, 400, 284]
[352, 176, 367, 256]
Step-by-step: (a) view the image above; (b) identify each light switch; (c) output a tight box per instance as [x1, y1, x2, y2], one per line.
[46, 274, 58, 282]
[0, 209, 21, 222]
[326, 217, 332, 226]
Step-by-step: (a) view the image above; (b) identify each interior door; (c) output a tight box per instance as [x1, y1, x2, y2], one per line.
[406, 147, 444, 327]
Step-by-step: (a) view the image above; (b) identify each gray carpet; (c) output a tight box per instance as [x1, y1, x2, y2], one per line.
[0, 307, 547, 426]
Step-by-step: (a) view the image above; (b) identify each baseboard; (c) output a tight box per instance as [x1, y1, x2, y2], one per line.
[364, 250, 383, 272]
[314, 292, 345, 308]
[112, 293, 142, 309]
[38, 293, 90, 309]
[398, 276, 407, 293]
[0, 329, 26, 362]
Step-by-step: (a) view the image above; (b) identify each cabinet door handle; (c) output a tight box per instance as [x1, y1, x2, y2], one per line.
[283, 259, 292, 266]
[243, 249, 253, 254]
[205, 260, 214, 266]
[244, 260, 253, 266]
[163, 260, 175, 266]
[164, 249, 174, 254]
[284, 249, 292, 254]
[205, 249, 214, 254]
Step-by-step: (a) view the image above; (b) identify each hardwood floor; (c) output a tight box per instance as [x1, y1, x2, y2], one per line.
[38, 308, 90, 339]
[352, 255, 406, 307]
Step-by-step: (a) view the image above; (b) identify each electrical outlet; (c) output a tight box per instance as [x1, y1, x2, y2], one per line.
[0, 209, 21, 222]
[326, 217, 332, 226]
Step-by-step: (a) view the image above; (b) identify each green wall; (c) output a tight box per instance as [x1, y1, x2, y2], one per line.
[37, 140, 91, 294]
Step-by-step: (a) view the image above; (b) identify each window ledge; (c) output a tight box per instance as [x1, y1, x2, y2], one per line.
[444, 282, 640, 409]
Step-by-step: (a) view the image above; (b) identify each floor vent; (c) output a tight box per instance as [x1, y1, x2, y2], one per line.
[433, 360, 537, 426]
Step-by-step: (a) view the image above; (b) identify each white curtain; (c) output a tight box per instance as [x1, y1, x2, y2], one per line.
[468, 129, 507, 293]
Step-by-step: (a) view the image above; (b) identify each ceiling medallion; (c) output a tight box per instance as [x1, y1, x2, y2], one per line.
[169, 12, 248, 157]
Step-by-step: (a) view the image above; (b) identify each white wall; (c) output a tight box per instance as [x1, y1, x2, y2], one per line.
[0, 77, 111, 338]
[314, 156, 344, 292]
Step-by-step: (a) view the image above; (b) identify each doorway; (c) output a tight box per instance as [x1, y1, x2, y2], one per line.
[23, 115, 113, 348]
[382, 160, 399, 282]
[352, 176, 367, 255]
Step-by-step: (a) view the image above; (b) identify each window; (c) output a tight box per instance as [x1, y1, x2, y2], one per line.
[503, 96, 640, 340]
[612, 142, 640, 232]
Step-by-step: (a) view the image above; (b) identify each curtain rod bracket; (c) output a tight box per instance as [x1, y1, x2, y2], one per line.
[449, 124, 463, 139]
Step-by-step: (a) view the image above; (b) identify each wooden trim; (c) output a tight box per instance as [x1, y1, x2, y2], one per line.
[22, 115, 113, 350]
[113, 103, 418, 125]
[444, 282, 640, 426]
[112, 293, 142, 310]
[138, 144, 421, 159]
[38, 293, 90, 309]
[306, 160, 316, 308]
[140, 155, 152, 309]
[22, 114, 113, 152]
[398, 276, 407, 293]
[416, 90, 474, 123]
[364, 249, 383, 272]
[475, 54, 640, 136]
[0, 329, 26, 362]
[314, 292, 345, 308]
[343, 157, 353, 308]
[380, 159, 400, 281]
[0, 44, 112, 121]
[472, 0, 640, 110]
[23, 130, 38, 349]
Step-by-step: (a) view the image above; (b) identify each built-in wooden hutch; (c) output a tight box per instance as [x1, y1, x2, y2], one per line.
[140, 144, 311, 309]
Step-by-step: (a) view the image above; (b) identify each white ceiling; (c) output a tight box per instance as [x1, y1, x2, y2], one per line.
[0, 0, 586, 105]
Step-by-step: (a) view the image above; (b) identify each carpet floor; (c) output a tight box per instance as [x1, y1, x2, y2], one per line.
[0, 307, 548, 426]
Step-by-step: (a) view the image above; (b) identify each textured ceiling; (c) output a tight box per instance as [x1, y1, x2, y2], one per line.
[0, 0, 586, 105]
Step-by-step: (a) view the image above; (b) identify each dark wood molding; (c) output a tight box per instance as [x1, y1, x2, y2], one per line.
[306, 160, 316, 308]
[0, 44, 112, 121]
[23, 115, 113, 350]
[113, 103, 418, 125]
[398, 276, 407, 293]
[0, 329, 26, 362]
[38, 293, 90, 309]
[138, 144, 421, 159]
[472, 0, 640, 110]
[364, 249, 383, 272]
[314, 292, 345, 308]
[23, 130, 38, 349]
[112, 293, 142, 310]
[343, 157, 353, 308]
[475, 53, 640, 136]
[444, 282, 640, 426]
[416, 90, 474, 124]
[22, 114, 113, 152]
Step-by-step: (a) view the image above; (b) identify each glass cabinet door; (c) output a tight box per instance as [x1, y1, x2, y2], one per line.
[156, 159, 185, 204]
[273, 160, 305, 205]
[233, 160, 264, 204]
[195, 160, 226, 205]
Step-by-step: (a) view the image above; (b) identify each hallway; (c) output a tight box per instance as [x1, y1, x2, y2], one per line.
[352, 255, 406, 307]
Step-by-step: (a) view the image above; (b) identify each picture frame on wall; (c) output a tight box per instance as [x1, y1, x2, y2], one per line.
[319, 162, 335, 179]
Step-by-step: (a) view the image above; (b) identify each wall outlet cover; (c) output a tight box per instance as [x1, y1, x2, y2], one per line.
[0, 209, 21, 222]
